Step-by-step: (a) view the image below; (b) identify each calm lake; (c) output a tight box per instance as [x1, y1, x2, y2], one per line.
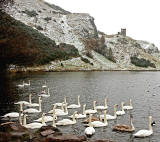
[0, 71, 160, 142]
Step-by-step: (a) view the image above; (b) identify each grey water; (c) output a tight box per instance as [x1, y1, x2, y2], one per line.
[0, 71, 160, 142]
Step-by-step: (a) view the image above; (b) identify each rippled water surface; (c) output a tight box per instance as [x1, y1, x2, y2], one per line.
[1, 71, 160, 142]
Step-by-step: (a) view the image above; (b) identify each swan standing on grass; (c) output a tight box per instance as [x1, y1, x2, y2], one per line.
[100, 104, 118, 120]
[85, 114, 95, 136]
[15, 94, 32, 105]
[90, 110, 108, 127]
[67, 96, 81, 109]
[24, 80, 30, 86]
[113, 113, 135, 132]
[95, 98, 108, 110]
[17, 81, 24, 88]
[123, 99, 133, 110]
[56, 111, 77, 126]
[24, 99, 42, 113]
[3, 103, 23, 118]
[85, 101, 97, 114]
[39, 88, 50, 98]
[133, 116, 153, 137]
[69, 104, 86, 119]
[116, 102, 125, 116]
[23, 113, 46, 129]
[26, 97, 41, 107]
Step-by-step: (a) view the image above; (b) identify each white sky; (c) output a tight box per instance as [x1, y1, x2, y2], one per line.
[45, 0, 160, 48]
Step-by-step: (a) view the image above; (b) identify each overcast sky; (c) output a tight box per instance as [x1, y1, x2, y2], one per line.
[45, 0, 160, 48]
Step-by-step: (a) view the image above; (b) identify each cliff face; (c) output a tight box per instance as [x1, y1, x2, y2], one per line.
[4, 0, 160, 71]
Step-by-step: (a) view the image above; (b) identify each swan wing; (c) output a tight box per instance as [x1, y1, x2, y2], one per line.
[85, 127, 95, 135]
[96, 106, 108, 110]
[3, 112, 20, 118]
[133, 130, 153, 137]
[67, 104, 80, 109]
[123, 106, 133, 110]
[24, 108, 39, 113]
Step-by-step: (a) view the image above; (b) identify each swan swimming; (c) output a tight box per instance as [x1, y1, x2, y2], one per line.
[26, 96, 41, 107]
[116, 102, 125, 116]
[85, 101, 97, 114]
[67, 96, 81, 109]
[39, 88, 50, 98]
[24, 80, 30, 86]
[123, 99, 133, 110]
[95, 98, 108, 110]
[14, 94, 32, 105]
[133, 116, 153, 137]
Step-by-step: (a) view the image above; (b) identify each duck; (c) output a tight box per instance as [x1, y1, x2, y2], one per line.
[17, 81, 24, 88]
[67, 96, 81, 109]
[95, 98, 108, 110]
[39, 88, 50, 98]
[23, 113, 46, 129]
[56, 111, 77, 126]
[123, 99, 133, 110]
[26, 97, 41, 107]
[85, 101, 97, 114]
[133, 116, 153, 137]
[53, 96, 67, 107]
[69, 104, 86, 119]
[90, 110, 108, 127]
[84, 114, 95, 136]
[24, 80, 31, 86]
[14, 94, 32, 105]
[42, 81, 47, 88]
[3, 103, 23, 118]
[113, 113, 135, 132]
[100, 104, 118, 120]
[116, 102, 125, 116]
[23, 99, 42, 113]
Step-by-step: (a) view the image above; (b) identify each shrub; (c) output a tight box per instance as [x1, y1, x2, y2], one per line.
[130, 56, 156, 68]
[35, 25, 43, 30]
[44, 17, 51, 22]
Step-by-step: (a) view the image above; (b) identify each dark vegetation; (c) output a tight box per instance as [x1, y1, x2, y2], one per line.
[130, 56, 156, 68]
[84, 36, 116, 63]
[22, 10, 38, 17]
[81, 57, 93, 65]
[0, 0, 14, 9]
[0, 11, 79, 67]
[44, 17, 52, 22]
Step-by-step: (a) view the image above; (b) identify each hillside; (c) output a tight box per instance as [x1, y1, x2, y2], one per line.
[3, 0, 160, 71]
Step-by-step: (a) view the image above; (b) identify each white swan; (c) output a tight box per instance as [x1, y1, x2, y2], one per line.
[52, 112, 57, 127]
[116, 102, 125, 116]
[23, 99, 42, 113]
[123, 99, 133, 110]
[133, 116, 153, 137]
[53, 96, 67, 107]
[56, 111, 77, 126]
[48, 103, 64, 114]
[67, 96, 81, 109]
[42, 81, 47, 88]
[90, 110, 108, 127]
[84, 114, 95, 136]
[39, 88, 50, 98]
[55, 104, 68, 116]
[24, 80, 30, 86]
[26, 97, 41, 107]
[23, 113, 46, 129]
[17, 81, 24, 88]
[15, 94, 32, 105]
[85, 101, 97, 114]
[69, 104, 86, 119]
[95, 98, 108, 110]
[3, 103, 23, 118]
[100, 104, 117, 120]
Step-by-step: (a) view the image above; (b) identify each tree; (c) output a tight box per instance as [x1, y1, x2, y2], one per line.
[0, 0, 14, 9]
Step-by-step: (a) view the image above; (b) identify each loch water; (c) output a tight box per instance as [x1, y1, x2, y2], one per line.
[0, 71, 160, 142]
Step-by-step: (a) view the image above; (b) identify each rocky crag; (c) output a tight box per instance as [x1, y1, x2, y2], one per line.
[3, 0, 160, 71]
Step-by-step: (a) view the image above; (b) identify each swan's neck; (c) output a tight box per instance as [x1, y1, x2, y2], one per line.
[29, 94, 32, 104]
[39, 100, 42, 112]
[42, 113, 46, 125]
[61, 104, 64, 111]
[23, 115, 27, 126]
[48, 88, 50, 96]
[105, 98, 108, 107]
[64, 96, 67, 104]
[121, 103, 124, 111]
[19, 112, 22, 125]
[64, 105, 68, 113]
[89, 114, 93, 127]
[114, 105, 117, 117]
[72, 112, 76, 122]
[149, 116, 152, 131]
[130, 116, 135, 130]
[83, 105, 86, 115]
[52, 114, 56, 127]
[20, 103, 23, 112]
[93, 102, 96, 110]
[78, 96, 80, 106]
[130, 99, 133, 107]
[104, 111, 107, 124]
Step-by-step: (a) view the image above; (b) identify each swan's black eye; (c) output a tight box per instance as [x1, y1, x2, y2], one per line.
[151, 121, 156, 126]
